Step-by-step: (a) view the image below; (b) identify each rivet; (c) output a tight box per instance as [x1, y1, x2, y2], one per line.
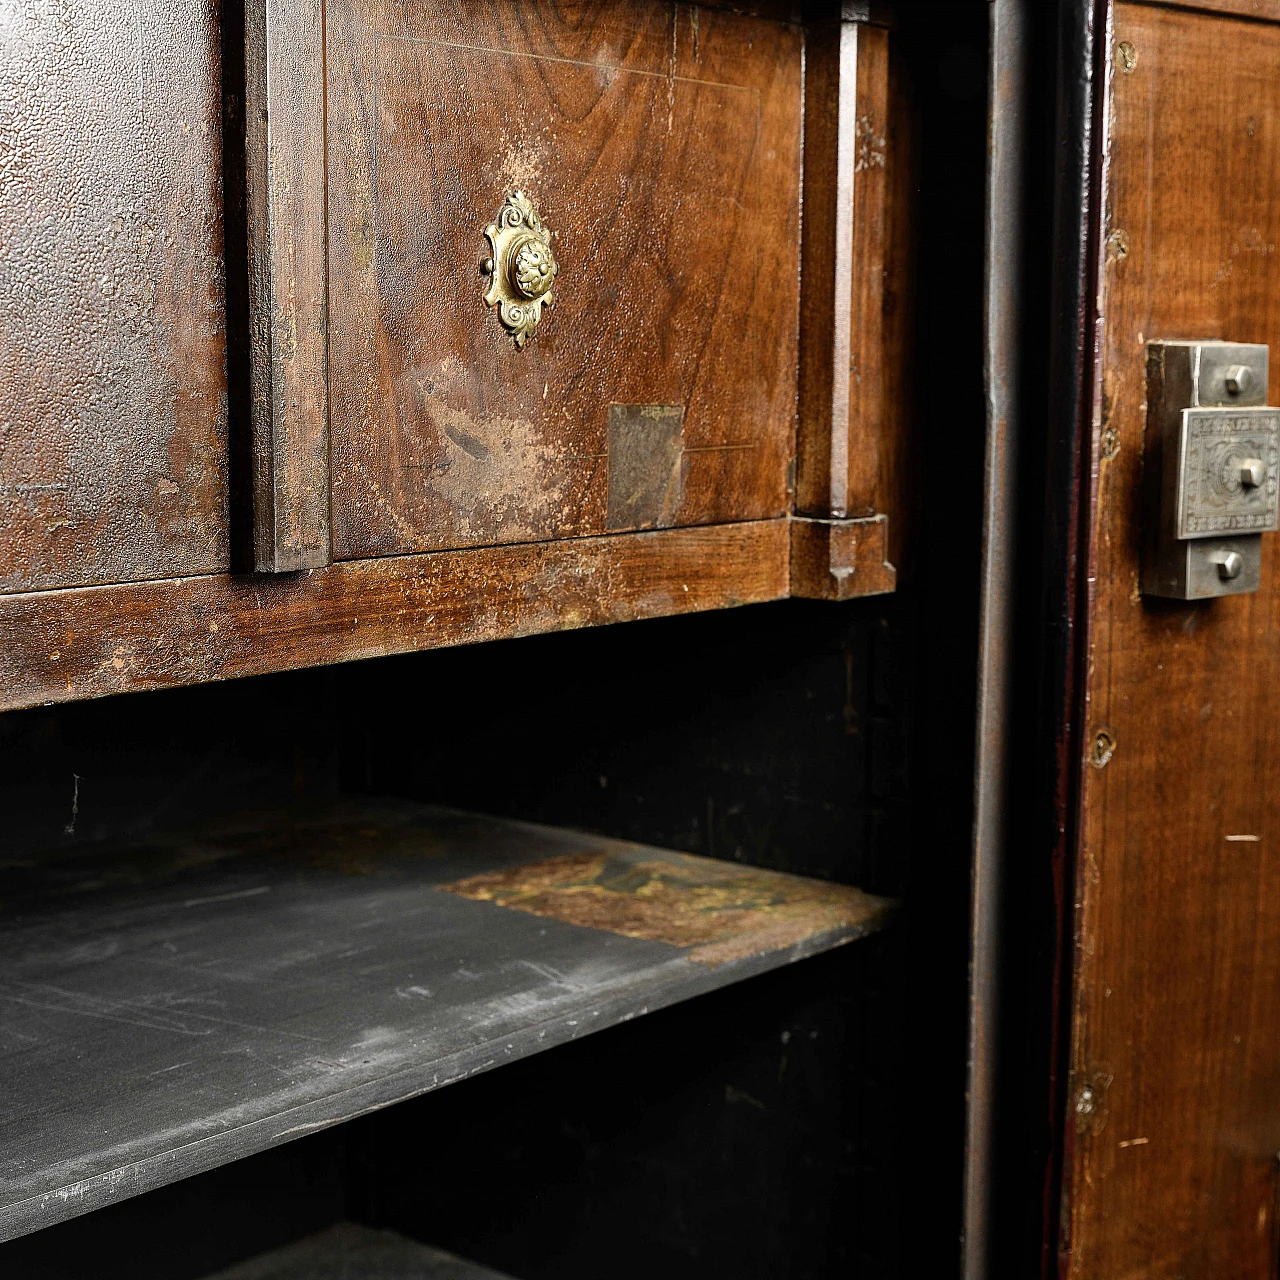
[1117, 41, 1138, 74]
[1240, 457, 1266, 489]
[1216, 550, 1244, 582]
[1107, 229, 1129, 262]
[1090, 730, 1116, 769]
[1225, 364, 1254, 396]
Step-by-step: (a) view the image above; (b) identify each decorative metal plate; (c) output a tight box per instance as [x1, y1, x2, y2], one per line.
[481, 191, 558, 348]
[1177, 407, 1280, 538]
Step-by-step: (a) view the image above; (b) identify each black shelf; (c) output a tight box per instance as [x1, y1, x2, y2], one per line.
[0, 801, 891, 1241]
[203, 1223, 512, 1279]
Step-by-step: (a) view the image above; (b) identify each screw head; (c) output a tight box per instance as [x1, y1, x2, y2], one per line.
[480, 257, 495, 276]
[1216, 550, 1245, 581]
[1225, 364, 1255, 396]
[1240, 457, 1267, 489]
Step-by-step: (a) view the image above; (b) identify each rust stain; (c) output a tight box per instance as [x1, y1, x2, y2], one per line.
[441, 848, 891, 966]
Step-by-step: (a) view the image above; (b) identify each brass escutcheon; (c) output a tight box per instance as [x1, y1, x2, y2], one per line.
[481, 191, 558, 348]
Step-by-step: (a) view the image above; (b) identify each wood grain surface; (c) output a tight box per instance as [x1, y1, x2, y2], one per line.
[0, 0, 228, 593]
[0, 518, 789, 711]
[325, 0, 802, 559]
[244, 0, 331, 571]
[1066, 6, 1280, 1275]
[0, 801, 891, 1239]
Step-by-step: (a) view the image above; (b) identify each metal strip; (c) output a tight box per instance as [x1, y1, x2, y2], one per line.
[964, 2, 1029, 1275]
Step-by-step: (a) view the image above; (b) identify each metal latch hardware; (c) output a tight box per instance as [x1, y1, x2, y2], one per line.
[1141, 341, 1279, 599]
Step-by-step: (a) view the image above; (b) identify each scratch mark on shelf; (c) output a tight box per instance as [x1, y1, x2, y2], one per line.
[63, 773, 81, 837]
[183, 885, 272, 908]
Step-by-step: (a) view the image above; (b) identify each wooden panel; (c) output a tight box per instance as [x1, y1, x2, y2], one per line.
[0, 801, 891, 1239]
[205, 1224, 515, 1279]
[0, 518, 789, 711]
[325, 0, 801, 559]
[0, 0, 227, 592]
[245, 0, 331, 571]
[1067, 6, 1280, 1276]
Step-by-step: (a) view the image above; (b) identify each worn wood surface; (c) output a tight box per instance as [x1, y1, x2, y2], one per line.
[0, 0, 228, 593]
[0, 518, 789, 711]
[325, 0, 801, 559]
[1066, 5, 1280, 1276]
[0, 801, 892, 1240]
[205, 1223, 513, 1279]
[244, 0, 330, 572]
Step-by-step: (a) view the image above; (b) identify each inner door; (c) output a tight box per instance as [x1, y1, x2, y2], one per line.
[324, 1, 801, 561]
[1067, 3, 1280, 1275]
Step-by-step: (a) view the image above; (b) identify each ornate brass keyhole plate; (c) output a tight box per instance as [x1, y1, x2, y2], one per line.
[481, 191, 558, 348]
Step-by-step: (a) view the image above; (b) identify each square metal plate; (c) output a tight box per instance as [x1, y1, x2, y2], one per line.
[1193, 341, 1269, 407]
[1177, 407, 1280, 538]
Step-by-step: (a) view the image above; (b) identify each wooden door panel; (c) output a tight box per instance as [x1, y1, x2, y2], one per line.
[1071, 5, 1280, 1275]
[326, 0, 801, 559]
[0, 0, 227, 593]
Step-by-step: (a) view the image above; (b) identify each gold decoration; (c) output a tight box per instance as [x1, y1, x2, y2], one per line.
[481, 191, 558, 348]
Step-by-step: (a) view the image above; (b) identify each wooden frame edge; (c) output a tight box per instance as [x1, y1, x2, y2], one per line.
[0, 521, 790, 711]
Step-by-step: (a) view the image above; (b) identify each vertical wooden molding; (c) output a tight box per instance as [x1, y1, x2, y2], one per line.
[790, 514, 895, 600]
[793, 12, 899, 599]
[845, 23, 890, 519]
[797, 16, 854, 517]
[796, 15, 892, 521]
[245, 0, 331, 572]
